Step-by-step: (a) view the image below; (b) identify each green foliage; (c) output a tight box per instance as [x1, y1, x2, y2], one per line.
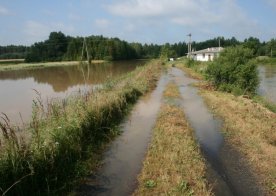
[206, 46, 259, 95]
[1, 35, 276, 63]
[253, 96, 276, 113]
[25, 31, 69, 62]
[186, 58, 196, 68]
[145, 180, 156, 188]
[160, 44, 177, 60]
[243, 37, 262, 56]
[0, 45, 29, 59]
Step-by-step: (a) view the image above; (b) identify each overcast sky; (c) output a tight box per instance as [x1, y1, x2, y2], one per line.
[0, 0, 275, 45]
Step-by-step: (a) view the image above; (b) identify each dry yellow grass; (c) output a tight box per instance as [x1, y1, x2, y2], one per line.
[163, 82, 180, 98]
[134, 83, 212, 196]
[200, 89, 276, 194]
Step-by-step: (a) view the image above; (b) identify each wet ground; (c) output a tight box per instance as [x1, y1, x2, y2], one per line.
[76, 75, 168, 196]
[169, 67, 264, 196]
[76, 67, 264, 196]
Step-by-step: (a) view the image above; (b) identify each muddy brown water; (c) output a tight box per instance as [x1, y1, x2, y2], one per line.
[258, 64, 276, 104]
[0, 60, 145, 124]
[76, 74, 168, 196]
[169, 67, 264, 196]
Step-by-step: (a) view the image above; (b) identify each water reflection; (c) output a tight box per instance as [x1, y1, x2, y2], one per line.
[0, 61, 144, 92]
[76, 74, 168, 196]
[258, 65, 276, 104]
[0, 60, 146, 124]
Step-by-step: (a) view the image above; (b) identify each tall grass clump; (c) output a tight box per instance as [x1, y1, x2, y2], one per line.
[0, 60, 162, 195]
[206, 46, 259, 96]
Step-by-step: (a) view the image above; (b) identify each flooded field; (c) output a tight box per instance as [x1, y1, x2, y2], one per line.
[0, 60, 146, 124]
[258, 64, 276, 104]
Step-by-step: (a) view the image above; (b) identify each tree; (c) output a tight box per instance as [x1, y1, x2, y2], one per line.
[206, 46, 259, 95]
[266, 38, 276, 57]
[243, 37, 261, 56]
[160, 44, 177, 59]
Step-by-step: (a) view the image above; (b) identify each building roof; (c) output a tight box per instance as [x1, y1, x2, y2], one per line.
[190, 47, 224, 55]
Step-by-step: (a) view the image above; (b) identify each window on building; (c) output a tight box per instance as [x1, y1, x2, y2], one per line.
[203, 53, 205, 58]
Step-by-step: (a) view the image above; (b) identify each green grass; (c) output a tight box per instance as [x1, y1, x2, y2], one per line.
[0, 60, 162, 195]
[252, 96, 276, 113]
[256, 57, 276, 65]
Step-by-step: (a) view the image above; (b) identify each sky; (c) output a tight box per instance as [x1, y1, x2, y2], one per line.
[0, 0, 275, 46]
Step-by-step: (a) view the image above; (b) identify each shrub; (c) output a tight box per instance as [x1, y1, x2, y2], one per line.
[206, 46, 259, 95]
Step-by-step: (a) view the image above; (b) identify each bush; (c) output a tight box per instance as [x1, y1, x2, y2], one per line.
[206, 46, 259, 95]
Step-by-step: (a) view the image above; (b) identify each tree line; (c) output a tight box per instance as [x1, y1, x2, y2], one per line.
[0, 31, 275, 62]
[0, 45, 28, 59]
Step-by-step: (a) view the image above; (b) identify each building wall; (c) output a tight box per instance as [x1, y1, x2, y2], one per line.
[193, 53, 216, 61]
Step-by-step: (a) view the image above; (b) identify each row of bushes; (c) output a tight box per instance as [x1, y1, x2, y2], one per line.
[205, 46, 259, 95]
[0, 60, 161, 195]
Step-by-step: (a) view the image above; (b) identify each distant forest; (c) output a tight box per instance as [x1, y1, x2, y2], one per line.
[0, 31, 275, 62]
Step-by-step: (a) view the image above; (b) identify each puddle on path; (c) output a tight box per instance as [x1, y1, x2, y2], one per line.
[76, 74, 168, 196]
[169, 67, 264, 196]
[76, 67, 263, 196]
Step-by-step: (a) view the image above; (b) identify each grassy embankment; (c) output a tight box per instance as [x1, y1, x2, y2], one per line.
[0, 60, 161, 195]
[0, 60, 105, 71]
[256, 56, 276, 65]
[176, 60, 276, 194]
[134, 82, 212, 195]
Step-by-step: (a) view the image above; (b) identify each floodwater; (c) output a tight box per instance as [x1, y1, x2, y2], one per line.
[76, 74, 168, 196]
[169, 67, 263, 196]
[0, 60, 145, 124]
[258, 64, 276, 104]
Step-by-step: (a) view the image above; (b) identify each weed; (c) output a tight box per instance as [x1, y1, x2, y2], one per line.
[145, 180, 156, 188]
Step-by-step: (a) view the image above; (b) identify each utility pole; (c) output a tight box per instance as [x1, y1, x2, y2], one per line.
[187, 33, 192, 59]
[219, 37, 221, 51]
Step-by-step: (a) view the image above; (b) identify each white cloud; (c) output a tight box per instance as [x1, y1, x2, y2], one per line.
[94, 19, 110, 29]
[0, 5, 10, 15]
[106, 0, 261, 41]
[23, 21, 75, 44]
[108, 0, 213, 18]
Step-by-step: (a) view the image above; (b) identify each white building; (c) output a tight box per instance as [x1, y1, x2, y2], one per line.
[189, 47, 224, 61]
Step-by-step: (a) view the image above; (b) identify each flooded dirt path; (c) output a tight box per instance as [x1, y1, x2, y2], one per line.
[76, 67, 264, 196]
[169, 67, 264, 196]
[76, 74, 168, 196]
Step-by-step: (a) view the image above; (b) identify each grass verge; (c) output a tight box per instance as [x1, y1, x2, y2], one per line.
[0, 60, 161, 195]
[200, 89, 276, 194]
[134, 82, 212, 196]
